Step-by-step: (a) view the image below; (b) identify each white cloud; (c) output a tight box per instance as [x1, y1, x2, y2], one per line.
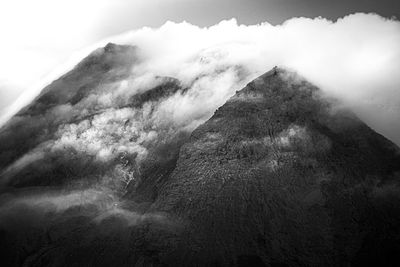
[2, 13, 400, 146]
[52, 108, 155, 162]
[108, 14, 400, 145]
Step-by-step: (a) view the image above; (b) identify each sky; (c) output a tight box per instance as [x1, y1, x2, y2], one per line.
[0, 0, 400, 144]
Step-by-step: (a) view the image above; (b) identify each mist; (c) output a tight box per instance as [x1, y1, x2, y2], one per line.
[2, 13, 399, 146]
[111, 13, 400, 145]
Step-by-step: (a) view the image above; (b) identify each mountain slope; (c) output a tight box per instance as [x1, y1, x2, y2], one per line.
[0, 43, 137, 171]
[21, 43, 138, 116]
[0, 54, 400, 267]
[0, 43, 187, 191]
[150, 67, 400, 266]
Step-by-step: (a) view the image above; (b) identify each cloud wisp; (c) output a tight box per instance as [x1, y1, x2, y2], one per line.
[3, 13, 400, 146]
[112, 13, 400, 145]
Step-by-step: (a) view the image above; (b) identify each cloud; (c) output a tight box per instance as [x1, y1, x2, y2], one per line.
[93, 206, 169, 227]
[51, 108, 155, 162]
[2, 14, 400, 146]
[104, 13, 400, 145]
[0, 187, 174, 236]
[0, 189, 114, 213]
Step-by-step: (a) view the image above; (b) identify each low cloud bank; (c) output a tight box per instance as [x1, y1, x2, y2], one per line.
[106, 13, 399, 145]
[2, 13, 400, 145]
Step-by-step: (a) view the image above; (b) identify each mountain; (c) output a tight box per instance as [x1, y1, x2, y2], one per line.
[0, 43, 138, 175]
[0, 43, 186, 191]
[0, 45, 400, 267]
[151, 67, 400, 266]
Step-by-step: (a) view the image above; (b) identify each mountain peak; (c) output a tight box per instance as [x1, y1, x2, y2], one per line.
[217, 66, 321, 125]
[262, 65, 285, 75]
[257, 66, 292, 78]
[76, 42, 137, 71]
[17, 43, 138, 117]
[103, 42, 136, 53]
[253, 66, 303, 84]
[104, 42, 120, 51]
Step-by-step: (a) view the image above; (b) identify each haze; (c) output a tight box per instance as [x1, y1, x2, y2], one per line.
[0, 0, 400, 146]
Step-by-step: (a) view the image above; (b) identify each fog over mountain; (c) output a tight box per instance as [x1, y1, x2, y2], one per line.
[2, 13, 400, 146]
[0, 12, 400, 267]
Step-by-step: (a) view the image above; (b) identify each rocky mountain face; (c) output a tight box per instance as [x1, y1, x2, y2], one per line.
[151, 67, 400, 266]
[0, 45, 400, 267]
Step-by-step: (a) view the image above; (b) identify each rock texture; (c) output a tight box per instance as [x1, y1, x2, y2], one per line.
[151, 67, 400, 266]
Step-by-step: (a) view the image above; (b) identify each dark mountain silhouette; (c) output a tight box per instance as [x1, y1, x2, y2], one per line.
[0, 45, 400, 267]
